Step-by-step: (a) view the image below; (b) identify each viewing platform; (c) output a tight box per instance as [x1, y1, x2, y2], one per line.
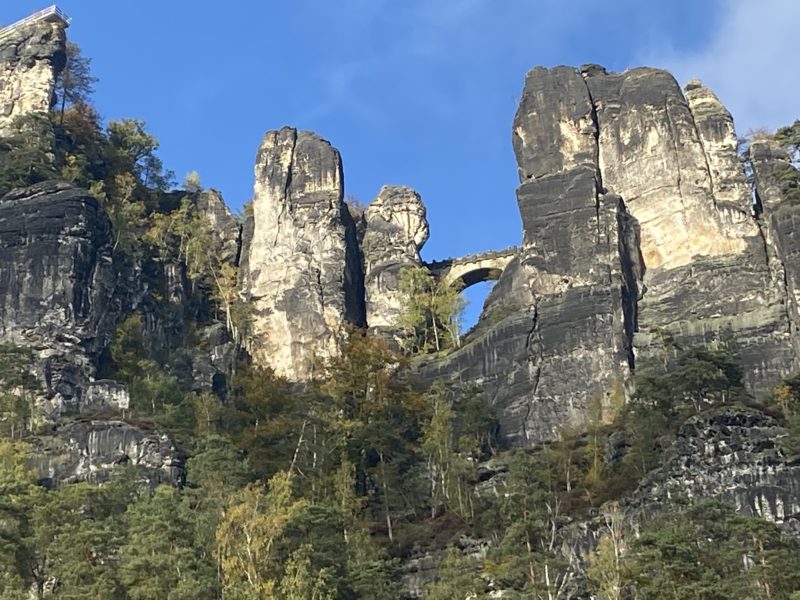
[0, 5, 70, 42]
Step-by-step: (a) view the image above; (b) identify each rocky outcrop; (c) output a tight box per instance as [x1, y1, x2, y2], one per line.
[241, 127, 364, 380]
[0, 182, 117, 416]
[362, 185, 429, 334]
[581, 67, 793, 392]
[195, 188, 240, 264]
[631, 404, 800, 525]
[0, 20, 66, 135]
[418, 65, 800, 447]
[418, 67, 642, 446]
[29, 419, 185, 487]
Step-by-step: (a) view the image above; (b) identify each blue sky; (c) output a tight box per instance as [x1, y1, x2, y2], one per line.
[3, 1, 797, 325]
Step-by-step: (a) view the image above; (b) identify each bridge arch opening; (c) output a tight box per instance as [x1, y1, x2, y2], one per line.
[452, 266, 504, 290]
[453, 267, 504, 331]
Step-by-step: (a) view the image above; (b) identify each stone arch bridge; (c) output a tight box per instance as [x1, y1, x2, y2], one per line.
[426, 246, 519, 289]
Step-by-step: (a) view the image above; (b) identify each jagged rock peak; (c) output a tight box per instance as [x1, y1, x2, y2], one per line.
[242, 126, 364, 380]
[0, 19, 67, 135]
[362, 185, 429, 332]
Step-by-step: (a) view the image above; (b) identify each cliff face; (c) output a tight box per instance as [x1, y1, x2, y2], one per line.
[0, 182, 116, 416]
[0, 20, 66, 134]
[241, 127, 365, 380]
[418, 65, 800, 447]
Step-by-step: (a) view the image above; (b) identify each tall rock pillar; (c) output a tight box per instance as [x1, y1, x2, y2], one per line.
[241, 127, 364, 380]
[0, 18, 67, 134]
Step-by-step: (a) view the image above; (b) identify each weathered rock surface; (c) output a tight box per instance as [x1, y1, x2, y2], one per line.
[419, 65, 800, 447]
[631, 405, 800, 524]
[29, 419, 184, 486]
[0, 20, 66, 135]
[195, 188, 241, 264]
[0, 182, 117, 415]
[241, 127, 364, 380]
[362, 185, 428, 334]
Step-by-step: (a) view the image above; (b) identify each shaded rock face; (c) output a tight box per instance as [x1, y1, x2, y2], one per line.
[241, 127, 365, 380]
[362, 185, 429, 334]
[0, 21, 66, 135]
[419, 65, 800, 447]
[29, 420, 184, 487]
[631, 405, 800, 525]
[0, 182, 116, 415]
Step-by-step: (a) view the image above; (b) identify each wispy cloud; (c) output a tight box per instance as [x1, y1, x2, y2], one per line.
[642, 0, 800, 133]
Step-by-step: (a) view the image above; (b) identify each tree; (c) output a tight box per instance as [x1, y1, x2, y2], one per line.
[120, 485, 216, 600]
[216, 471, 307, 599]
[420, 385, 476, 521]
[0, 344, 39, 439]
[426, 547, 485, 600]
[107, 119, 174, 190]
[484, 453, 574, 599]
[0, 113, 57, 195]
[586, 502, 632, 600]
[55, 42, 98, 123]
[183, 170, 202, 192]
[398, 267, 465, 353]
[0, 441, 40, 598]
[628, 501, 800, 599]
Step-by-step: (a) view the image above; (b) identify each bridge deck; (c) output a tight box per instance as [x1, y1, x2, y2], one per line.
[425, 246, 519, 271]
[0, 5, 70, 42]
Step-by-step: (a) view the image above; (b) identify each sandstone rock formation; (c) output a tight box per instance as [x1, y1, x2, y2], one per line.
[418, 65, 800, 447]
[0, 19, 66, 135]
[241, 127, 364, 380]
[362, 185, 429, 334]
[631, 405, 800, 524]
[0, 181, 116, 416]
[29, 420, 184, 486]
[195, 188, 240, 264]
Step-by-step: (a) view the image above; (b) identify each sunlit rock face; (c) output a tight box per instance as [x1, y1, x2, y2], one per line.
[0, 182, 117, 416]
[419, 65, 800, 447]
[362, 185, 429, 335]
[241, 127, 364, 380]
[0, 20, 66, 134]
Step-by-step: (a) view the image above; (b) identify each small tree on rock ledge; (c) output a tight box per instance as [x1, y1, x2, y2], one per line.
[397, 267, 465, 354]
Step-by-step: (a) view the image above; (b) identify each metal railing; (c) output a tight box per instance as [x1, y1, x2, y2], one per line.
[0, 5, 71, 42]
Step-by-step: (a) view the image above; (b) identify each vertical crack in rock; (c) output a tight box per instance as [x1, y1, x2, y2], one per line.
[522, 301, 543, 444]
[242, 127, 364, 380]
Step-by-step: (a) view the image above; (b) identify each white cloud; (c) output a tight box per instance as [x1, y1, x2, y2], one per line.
[646, 0, 800, 133]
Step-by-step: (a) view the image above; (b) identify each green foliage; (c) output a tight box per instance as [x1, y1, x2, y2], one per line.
[765, 373, 800, 455]
[183, 170, 202, 192]
[629, 501, 800, 599]
[398, 266, 466, 353]
[426, 547, 485, 599]
[484, 452, 574, 596]
[107, 118, 174, 190]
[55, 42, 97, 122]
[0, 113, 57, 196]
[120, 485, 217, 599]
[0, 344, 38, 438]
[620, 344, 744, 478]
